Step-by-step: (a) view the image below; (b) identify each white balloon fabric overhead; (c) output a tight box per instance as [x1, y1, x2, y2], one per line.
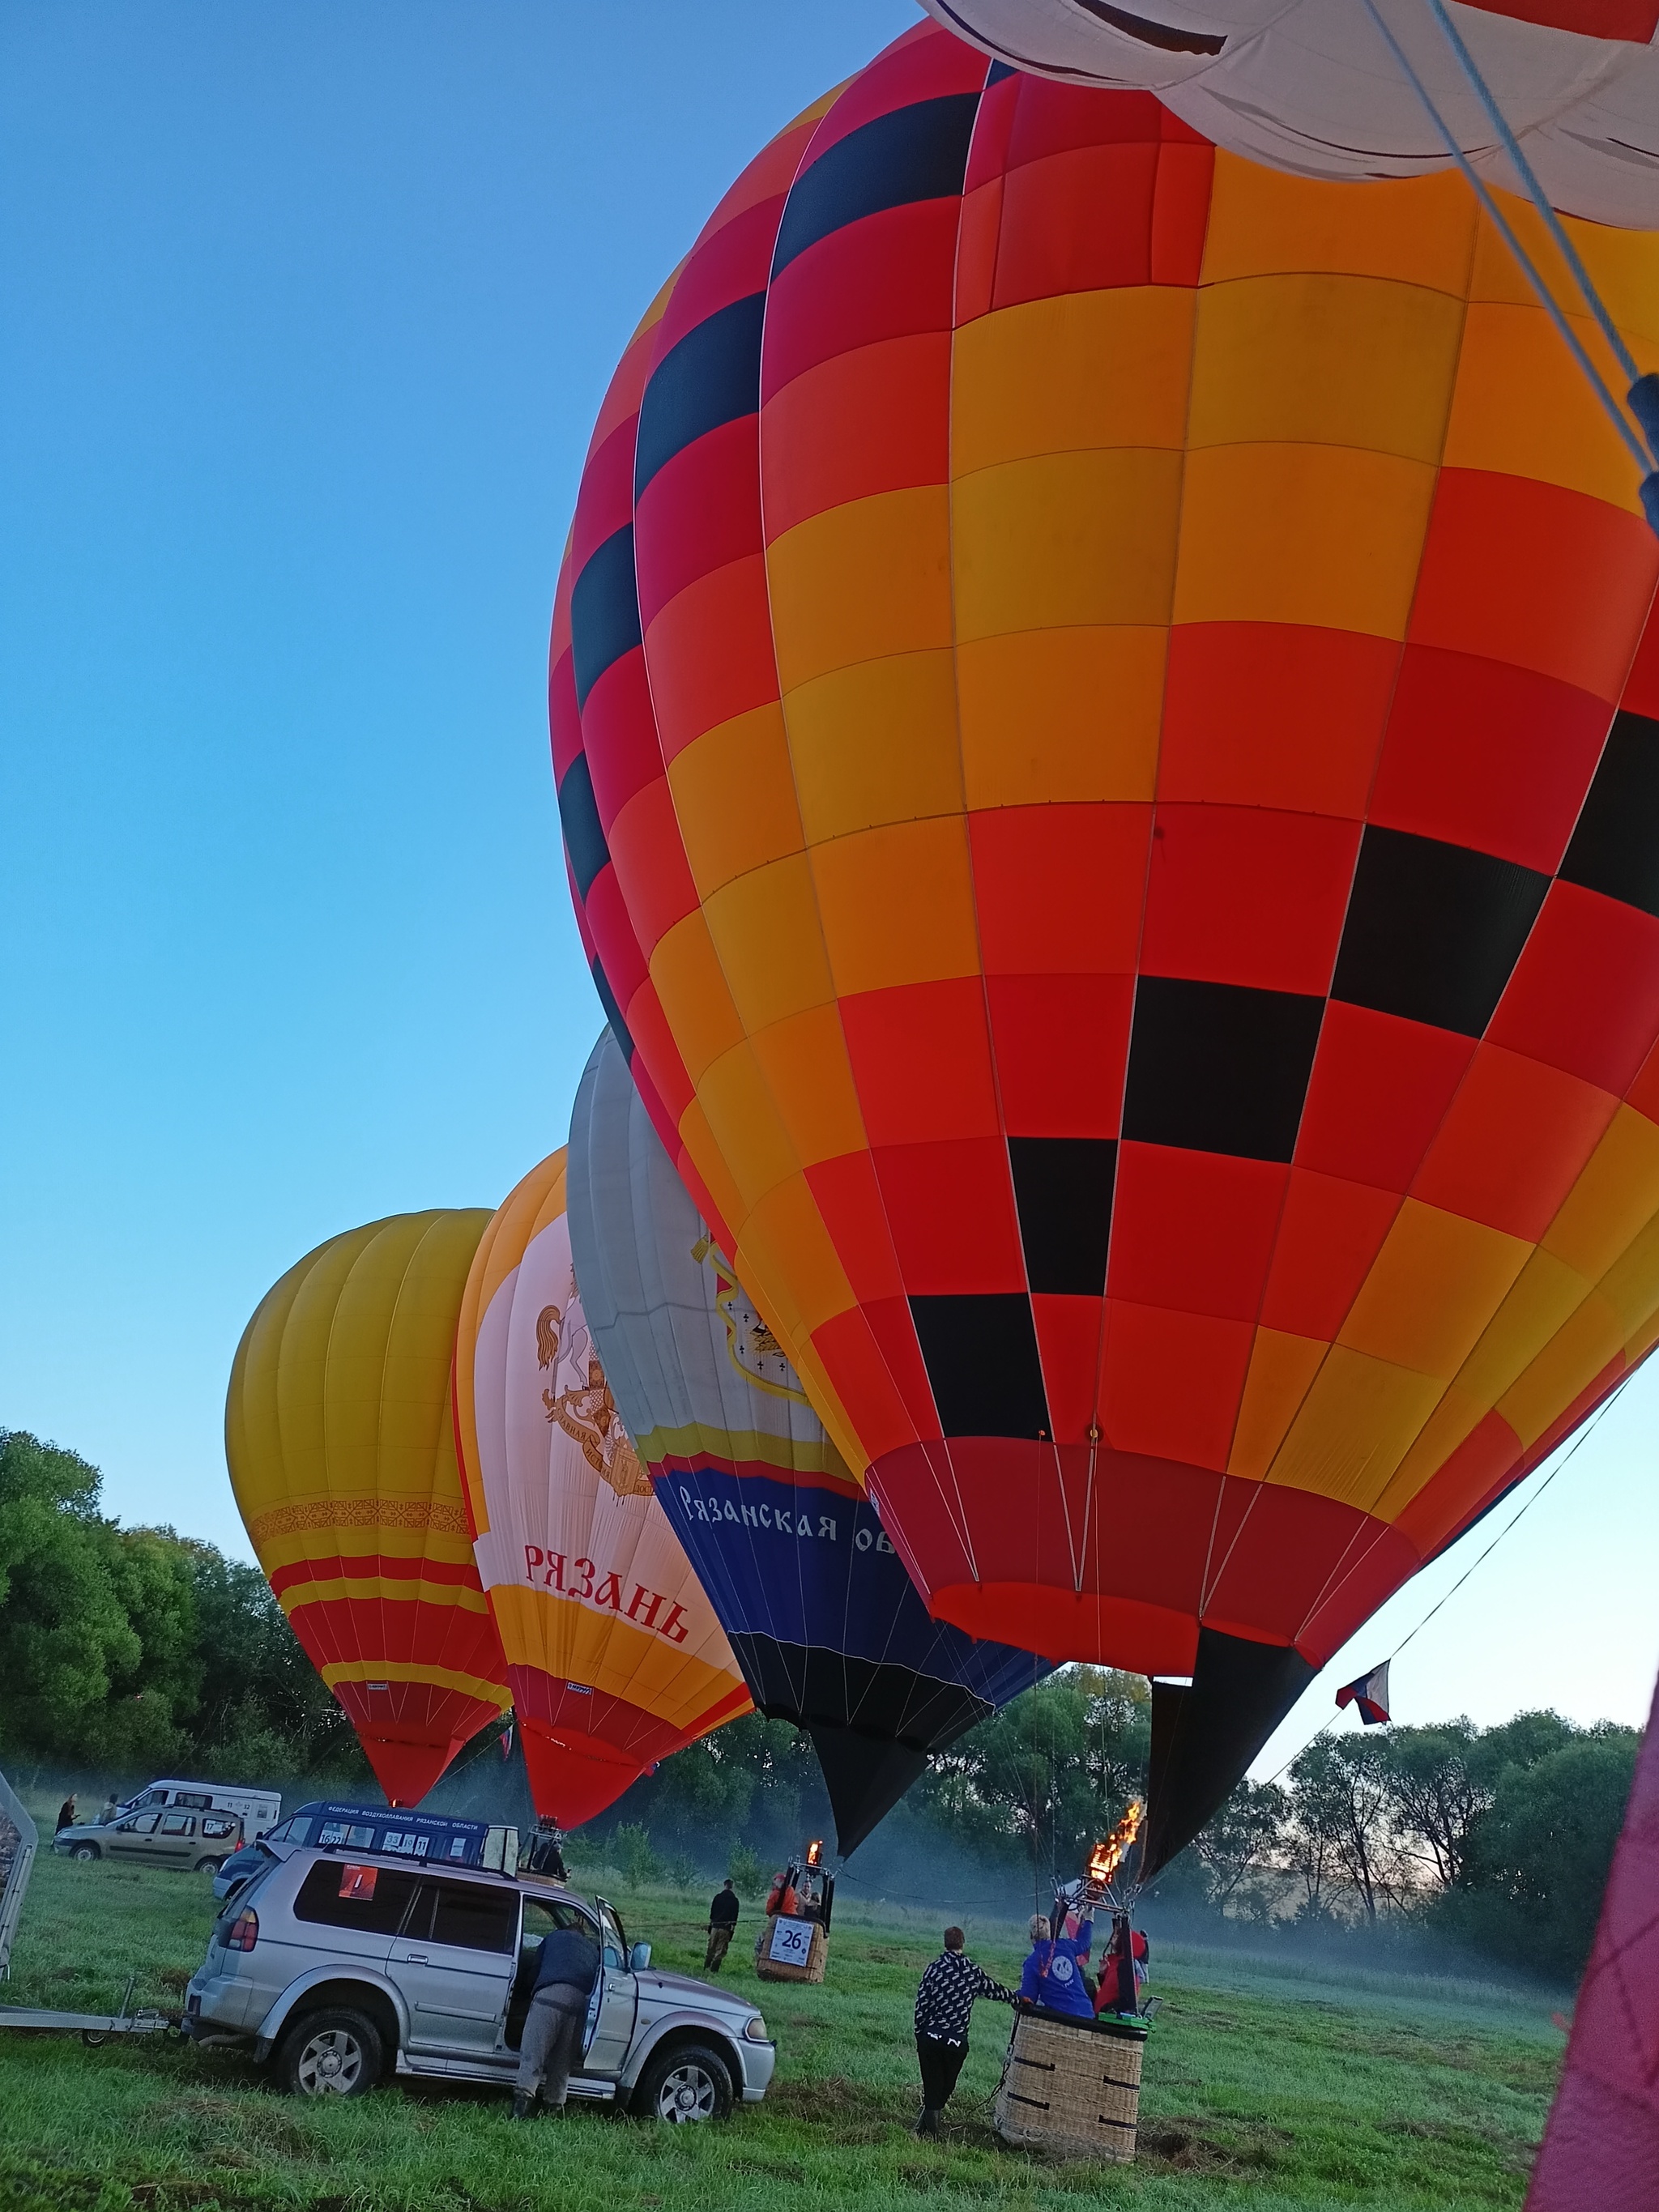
[920, 0, 1659, 226]
[453, 1149, 751, 1829]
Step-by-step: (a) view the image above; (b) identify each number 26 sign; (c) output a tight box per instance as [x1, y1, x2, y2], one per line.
[767, 1917, 813, 1967]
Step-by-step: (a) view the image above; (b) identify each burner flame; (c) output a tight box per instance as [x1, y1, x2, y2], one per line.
[805, 1838, 823, 1867]
[1085, 1801, 1145, 1890]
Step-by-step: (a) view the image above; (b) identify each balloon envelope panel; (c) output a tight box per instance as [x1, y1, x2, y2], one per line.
[454, 1149, 751, 1827]
[566, 1027, 1050, 1847]
[555, 19, 1659, 1857]
[919, 0, 1659, 227]
[226, 1211, 510, 1806]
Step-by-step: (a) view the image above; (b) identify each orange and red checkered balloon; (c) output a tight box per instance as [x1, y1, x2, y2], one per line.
[553, 19, 1659, 1860]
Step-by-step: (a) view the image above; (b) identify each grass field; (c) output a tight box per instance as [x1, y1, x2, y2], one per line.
[0, 1836, 1564, 2212]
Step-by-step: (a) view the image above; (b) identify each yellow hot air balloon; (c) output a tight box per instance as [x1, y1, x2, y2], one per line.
[227, 1211, 510, 1805]
[454, 1151, 751, 1827]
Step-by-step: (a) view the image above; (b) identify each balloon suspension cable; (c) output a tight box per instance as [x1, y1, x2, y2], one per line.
[1256, 1376, 1631, 1788]
[1356, 0, 1659, 524]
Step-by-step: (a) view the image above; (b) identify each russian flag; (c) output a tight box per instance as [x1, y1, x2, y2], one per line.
[1336, 1661, 1391, 1727]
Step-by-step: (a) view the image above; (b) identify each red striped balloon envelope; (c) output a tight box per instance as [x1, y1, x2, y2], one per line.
[227, 1212, 510, 1806]
[552, 17, 1659, 1869]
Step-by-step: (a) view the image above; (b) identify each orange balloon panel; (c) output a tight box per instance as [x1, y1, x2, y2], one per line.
[554, 22, 1659, 1753]
[227, 1212, 510, 1806]
[453, 1150, 751, 1828]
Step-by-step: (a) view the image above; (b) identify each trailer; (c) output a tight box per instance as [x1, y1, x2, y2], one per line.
[0, 1769, 171, 2044]
[0, 1768, 36, 1983]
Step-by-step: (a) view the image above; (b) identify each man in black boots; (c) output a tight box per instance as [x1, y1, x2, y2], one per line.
[912, 1925, 1016, 2137]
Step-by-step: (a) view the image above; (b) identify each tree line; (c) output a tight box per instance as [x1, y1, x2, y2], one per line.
[613, 1666, 1640, 1981]
[0, 1430, 362, 1784]
[4, 1427, 1639, 1980]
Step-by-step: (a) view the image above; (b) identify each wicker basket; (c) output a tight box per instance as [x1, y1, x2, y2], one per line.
[993, 2005, 1147, 2163]
[753, 1914, 828, 1983]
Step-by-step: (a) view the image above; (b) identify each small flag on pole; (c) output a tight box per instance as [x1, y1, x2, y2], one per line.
[1336, 1661, 1391, 1726]
[500, 1723, 514, 1762]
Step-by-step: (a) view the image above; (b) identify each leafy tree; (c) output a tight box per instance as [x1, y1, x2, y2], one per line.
[1192, 1778, 1290, 1907]
[1379, 1720, 1491, 1888]
[914, 1667, 1149, 1877]
[0, 1431, 141, 1754]
[1289, 1734, 1401, 1922]
[1447, 1727, 1639, 1978]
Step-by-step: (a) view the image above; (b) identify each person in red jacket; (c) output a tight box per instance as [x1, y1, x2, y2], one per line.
[1095, 1912, 1140, 2018]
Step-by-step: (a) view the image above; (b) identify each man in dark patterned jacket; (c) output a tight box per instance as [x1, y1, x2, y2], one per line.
[911, 1926, 1016, 2136]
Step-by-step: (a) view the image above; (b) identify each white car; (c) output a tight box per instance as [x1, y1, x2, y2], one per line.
[183, 1843, 774, 2122]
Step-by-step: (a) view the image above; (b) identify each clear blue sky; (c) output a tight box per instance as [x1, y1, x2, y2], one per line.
[3, 0, 1653, 1753]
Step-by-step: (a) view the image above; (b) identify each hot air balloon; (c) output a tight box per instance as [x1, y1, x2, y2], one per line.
[452, 1149, 752, 1828]
[228, 1211, 510, 1805]
[552, 15, 1659, 1873]
[566, 1026, 1051, 1852]
[921, 0, 1659, 228]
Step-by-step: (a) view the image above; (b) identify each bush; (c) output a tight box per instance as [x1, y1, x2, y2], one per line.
[612, 1822, 660, 1888]
[727, 1844, 765, 1897]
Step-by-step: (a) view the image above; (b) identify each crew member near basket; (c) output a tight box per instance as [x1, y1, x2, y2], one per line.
[912, 1926, 1017, 2137]
[511, 1919, 600, 2120]
[1017, 1910, 1095, 2019]
[705, 1878, 740, 1971]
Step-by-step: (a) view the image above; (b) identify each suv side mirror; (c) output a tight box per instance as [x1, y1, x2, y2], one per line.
[629, 1941, 651, 1973]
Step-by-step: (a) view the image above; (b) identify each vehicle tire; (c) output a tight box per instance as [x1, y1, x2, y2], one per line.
[276, 2008, 384, 2099]
[194, 1857, 222, 1874]
[632, 2041, 734, 2125]
[71, 1844, 100, 1862]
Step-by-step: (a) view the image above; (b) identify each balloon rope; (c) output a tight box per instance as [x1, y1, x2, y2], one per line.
[1256, 1377, 1630, 1787]
[1355, 0, 1653, 482]
[1418, 0, 1645, 400]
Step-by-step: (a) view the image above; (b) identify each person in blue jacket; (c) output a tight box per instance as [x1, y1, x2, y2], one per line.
[1017, 1910, 1094, 2018]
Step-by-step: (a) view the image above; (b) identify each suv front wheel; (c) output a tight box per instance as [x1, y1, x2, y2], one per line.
[277, 2008, 383, 2099]
[632, 2041, 733, 2125]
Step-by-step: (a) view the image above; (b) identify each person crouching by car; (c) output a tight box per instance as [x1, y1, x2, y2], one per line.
[512, 1920, 600, 2119]
[912, 1926, 1016, 2137]
[1017, 1910, 1094, 2018]
[706, 1879, 740, 1971]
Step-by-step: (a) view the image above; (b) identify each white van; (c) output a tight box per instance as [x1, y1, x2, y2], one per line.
[118, 1780, 281, 1838]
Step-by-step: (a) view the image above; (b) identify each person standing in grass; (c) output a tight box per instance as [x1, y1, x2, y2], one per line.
[512, 1920, 600, 2120]
[912, 1926, 1016, 2137]
[705, 1878, 740, 1971]
[55, 1795, 76, 1835]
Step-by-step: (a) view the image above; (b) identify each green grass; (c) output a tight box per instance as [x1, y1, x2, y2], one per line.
[0, 1840, 1563, 2212]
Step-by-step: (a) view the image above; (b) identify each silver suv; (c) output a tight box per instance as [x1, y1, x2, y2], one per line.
[183, 1845, 775, 2122]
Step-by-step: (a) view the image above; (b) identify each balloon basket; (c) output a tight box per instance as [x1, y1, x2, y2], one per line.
[753, 1914, 828, 1984]
[994, 2005, 1146, 2164]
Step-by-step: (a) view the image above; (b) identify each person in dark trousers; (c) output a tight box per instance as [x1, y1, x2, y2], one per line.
[912, 1925, 1017, 2137]
[706, 1878, 740, 1971]
[513, 1920, 601, 2118]
[54, 1796, 76, 1835]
